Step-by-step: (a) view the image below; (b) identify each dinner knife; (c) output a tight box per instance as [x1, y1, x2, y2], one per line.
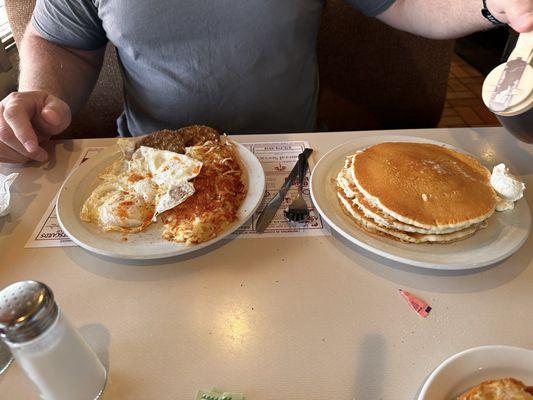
[255, 148, 313, 233]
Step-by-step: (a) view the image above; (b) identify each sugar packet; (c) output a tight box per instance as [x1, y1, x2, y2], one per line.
[195, 387, 245, 400]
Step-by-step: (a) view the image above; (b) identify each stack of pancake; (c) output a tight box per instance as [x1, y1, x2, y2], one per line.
[336, 142, 497, 243]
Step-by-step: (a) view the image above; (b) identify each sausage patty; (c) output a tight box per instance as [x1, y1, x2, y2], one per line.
[137, 125, 221, 153]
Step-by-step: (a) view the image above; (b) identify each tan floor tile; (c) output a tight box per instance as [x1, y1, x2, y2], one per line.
[438, 116, 467, 127]
[459, 76, 484, 84]
[448, 78, 469, 92]
[451, 55, 468, 66]
[438, 55, 500, 128]
[454, 106, 484, 125]
[472, 105, 501, 125]
[462, 64, 483, 77]
[465, 82, 484, 97]
[450, 65, 470, 78]
[441, 107, 458, 117]
[447, 98, 486, 107]
[446, 91, 477, 100]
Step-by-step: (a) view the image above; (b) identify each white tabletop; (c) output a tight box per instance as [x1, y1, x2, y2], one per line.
[0, 127, 531, 400]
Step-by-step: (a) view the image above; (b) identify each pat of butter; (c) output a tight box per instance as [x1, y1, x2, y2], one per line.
[490, 163, 525, 211]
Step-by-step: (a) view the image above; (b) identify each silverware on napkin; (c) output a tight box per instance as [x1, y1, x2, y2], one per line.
[255, 148, 313, 233]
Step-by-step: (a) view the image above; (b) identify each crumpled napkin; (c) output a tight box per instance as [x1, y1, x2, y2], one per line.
[0, 173, 18, 217]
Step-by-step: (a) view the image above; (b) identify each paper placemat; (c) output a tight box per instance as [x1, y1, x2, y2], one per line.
[25, 140, 329, 249]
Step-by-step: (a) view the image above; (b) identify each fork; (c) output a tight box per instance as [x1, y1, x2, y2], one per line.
[284, 149, 313, 223]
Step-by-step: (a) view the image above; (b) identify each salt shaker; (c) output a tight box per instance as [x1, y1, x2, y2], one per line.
[0, 281, 107, 400]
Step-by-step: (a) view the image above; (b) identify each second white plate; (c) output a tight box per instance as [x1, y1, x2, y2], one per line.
[309, 135, 531, 270]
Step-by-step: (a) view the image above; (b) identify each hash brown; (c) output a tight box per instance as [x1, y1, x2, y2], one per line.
[161, 140, 246, 244]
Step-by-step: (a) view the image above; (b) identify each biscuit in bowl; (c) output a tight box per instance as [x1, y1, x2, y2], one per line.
[457, 378, 533, 400]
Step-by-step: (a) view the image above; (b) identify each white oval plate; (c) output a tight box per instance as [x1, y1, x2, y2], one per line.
[310, 135, 531, 270]
[418, 345, 533, 400]
[57, 141, 265, 260]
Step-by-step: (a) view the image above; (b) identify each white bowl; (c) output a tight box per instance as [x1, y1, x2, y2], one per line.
[418, 345, 533, 399]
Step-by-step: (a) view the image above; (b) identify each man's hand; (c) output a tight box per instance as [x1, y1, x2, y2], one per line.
[0, 91, 71, 163]
[488, 0, 533, 32]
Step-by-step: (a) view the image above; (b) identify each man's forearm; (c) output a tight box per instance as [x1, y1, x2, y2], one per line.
[377, 0, 494, 40]
[19, 25, 105, 114]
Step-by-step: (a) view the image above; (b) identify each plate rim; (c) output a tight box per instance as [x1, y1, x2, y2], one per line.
[417, 344, 533, 400]
[309, 135, 531, 270]
[56, 141, 266, 260]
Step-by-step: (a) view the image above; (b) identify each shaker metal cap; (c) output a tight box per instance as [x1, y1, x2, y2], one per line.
[0, 281, 58, 343]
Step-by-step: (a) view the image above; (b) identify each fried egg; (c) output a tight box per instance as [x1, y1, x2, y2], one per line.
[80, 145, 203, 232]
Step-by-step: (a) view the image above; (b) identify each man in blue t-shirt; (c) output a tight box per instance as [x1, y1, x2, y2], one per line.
[0, 0, 531, 163]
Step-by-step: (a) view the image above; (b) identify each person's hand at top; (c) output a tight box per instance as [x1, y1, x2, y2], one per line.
[0, 90, 71, 163]
[488, 0, 533, 32]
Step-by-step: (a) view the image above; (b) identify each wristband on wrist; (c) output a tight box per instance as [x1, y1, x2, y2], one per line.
[482, 0, 505, 25]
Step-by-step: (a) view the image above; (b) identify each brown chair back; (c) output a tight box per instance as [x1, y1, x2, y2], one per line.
[318, 0, 453, 131]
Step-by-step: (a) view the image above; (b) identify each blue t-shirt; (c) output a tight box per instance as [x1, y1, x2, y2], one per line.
[32, 0, 395, 136]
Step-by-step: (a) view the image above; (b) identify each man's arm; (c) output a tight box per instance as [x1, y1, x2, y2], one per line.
[0, 25, 104, 162]
[19, 25, 105, 114]
[377, 0, 533, 39]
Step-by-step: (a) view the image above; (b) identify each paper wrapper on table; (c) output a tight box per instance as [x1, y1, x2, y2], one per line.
[0, 173, 18, 217]
[399, 289, 432, 318]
